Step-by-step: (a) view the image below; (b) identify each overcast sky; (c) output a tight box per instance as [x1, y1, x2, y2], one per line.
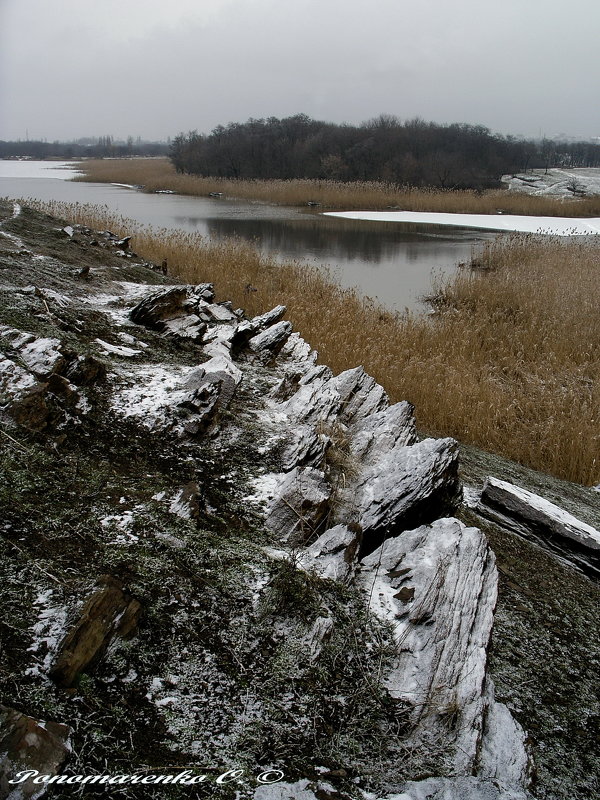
[1, 0, 598, 142]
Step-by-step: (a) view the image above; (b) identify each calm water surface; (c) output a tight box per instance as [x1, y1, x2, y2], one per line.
[0, 161, 497, 311]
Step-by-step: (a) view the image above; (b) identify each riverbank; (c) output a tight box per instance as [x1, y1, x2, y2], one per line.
[74, 158, 600, 216]
[1, 202, 599, 800]
[26, 198, 600, 486]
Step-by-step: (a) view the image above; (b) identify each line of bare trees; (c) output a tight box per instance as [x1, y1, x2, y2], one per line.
[0, 137, 169, 160]
[169, 114, 600, 189]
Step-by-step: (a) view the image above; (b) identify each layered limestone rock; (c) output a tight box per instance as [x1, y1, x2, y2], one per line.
[477, 477, 600, 579]
[358, 519, 529, 790]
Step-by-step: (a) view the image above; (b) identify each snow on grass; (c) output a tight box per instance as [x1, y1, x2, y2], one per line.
[324, 210, 600, 236]
[25, 589, 69, 679]
[109, 363, 196, 426]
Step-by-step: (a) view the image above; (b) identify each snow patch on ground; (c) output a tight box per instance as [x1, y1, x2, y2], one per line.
[324, 210, 600, 236]
[245, 472, 284, 506]
[26, 589, 69, 679]
[109, 363, 196, 426]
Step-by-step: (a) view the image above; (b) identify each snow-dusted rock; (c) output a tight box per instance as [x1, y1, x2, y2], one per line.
[478, 476, 600, 578]
[130, 286, 191, 328]
[392, 777, 531, 800]
[348, 400, 417, 464]
[248, 320, 293, 362]
[198, 300, 238, 323]
[302, 614, 334, 662]
[297, 524, 361, 584]
[65, 355, 105, 387]
[0, 705, 72, 800]
[0, 356, 37, 400]
[343, 437, 461, 554]
[231, 304, 287, 351]
[360, 519, 498, 773]
[162, 314, 207, 340]
[49, 576, 141, 688]
[478, 681, 531, 788]
[19, 337, 65, 379]
[94, 338, 141, 358]
[278, 331, 318, 371]
[279, 424, 329, 471]
[279, 365, 340, 426]
[177, 375, 226, 436]
[331, 366, 388, 424]
[169, 481, 202, 520]
[0, 325, 36, 350]
[266, 467, 332, 545]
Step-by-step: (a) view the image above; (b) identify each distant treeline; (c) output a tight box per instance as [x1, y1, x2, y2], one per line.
[169, 114, 600, 189]
[0, 136, 169, 160]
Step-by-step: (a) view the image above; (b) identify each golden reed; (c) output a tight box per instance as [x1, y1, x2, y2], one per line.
[29, 199, 600, 485]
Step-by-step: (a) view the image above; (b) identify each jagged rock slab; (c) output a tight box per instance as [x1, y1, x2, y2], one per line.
[129, 284, 215, 333]
[129, 286, 191, 327]
[0, 705, 71, 800]
[478, 476, 600, 579]
[348, 401, 417, 464]
[478, 681, 531, 789]
[49, 576, 141, 688]
[248, 320, 293, 362]
[330, 366, 388, 425]
[279, 424, 329, 471]
[343, 437, 461, 555]
[278, 365, 339, 425]
[359, 518, 499, 774]
[162, 314, 206, 340]
[230, 304, 287, 351]
[297, 524, 361, 584]
[265, 467, 332, 545]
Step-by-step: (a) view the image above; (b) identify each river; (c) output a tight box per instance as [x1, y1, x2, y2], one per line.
[0, 160, 497, 311]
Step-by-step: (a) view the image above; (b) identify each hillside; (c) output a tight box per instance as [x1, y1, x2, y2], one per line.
[0, 202, 599, 800]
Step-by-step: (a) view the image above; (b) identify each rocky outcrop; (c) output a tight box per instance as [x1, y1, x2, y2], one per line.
[0, 327, 103, 433]
[0, 706, 71, 800]
[0, 204, 540, 799]
[296, 524, 361, 584]
[49, 577, 141, 688]
[266, 467, 332, 545]
[477, 476, 600, 579]
[358, 518, 529, 783]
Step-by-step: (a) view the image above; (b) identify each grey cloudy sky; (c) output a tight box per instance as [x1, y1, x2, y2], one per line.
[1, 0, 598, 142]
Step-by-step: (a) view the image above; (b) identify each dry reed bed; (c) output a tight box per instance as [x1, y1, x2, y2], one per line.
[74, 158, 600, 217]
[31, 200, 600, 485]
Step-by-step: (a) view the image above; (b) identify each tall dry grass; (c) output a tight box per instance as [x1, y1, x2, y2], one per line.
[74, 158, 600, 217]
[31, 199, 600, 485]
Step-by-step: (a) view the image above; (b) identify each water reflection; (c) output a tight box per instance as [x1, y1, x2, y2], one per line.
[0, 163, 496, 310]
